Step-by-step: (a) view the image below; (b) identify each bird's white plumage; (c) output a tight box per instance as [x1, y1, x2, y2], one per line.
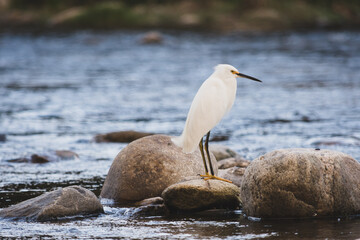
[172, 64, 239, 153]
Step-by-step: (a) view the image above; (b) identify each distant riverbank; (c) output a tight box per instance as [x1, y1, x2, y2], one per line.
[1, 0, 359, 32]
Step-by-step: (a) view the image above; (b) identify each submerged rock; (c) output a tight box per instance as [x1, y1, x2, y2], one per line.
[55, 150, 79, 160]
[210, 134, 230, 142]
[8, 154, 51, 164]
[0, 134, 6, 142]
[241, 148, 360, 218]
[217, 157, 250, 169]
[0, 186, 103, 221]
[218, 167, 246, 187]
[7, 157, 30, 163]
[134, 204, 168, 216]
[7, 150, 79, 164]
[100, 135, 217, 202]
[94, 130, 154, 143]
[133, 197, 167, 216]
[134, 197, 164, 207]
[162, 179, 241, 212]
[30, 154, 50, 163]
[209, 145, 239, 161]
[141, 31, 163, 44]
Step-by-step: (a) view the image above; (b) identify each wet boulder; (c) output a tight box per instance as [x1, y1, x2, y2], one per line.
[209, 145, 239, 161]
[218, 167, 246, 187]
[217, 157, 250, 169]
[94, 130, 154, 143]
[0, 186, 103, 221]
[100, 135, 217, 202]
[162, 179, 241, 212]
[241, 148, 360, 218]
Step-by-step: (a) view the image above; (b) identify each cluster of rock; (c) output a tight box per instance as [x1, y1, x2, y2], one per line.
[100, 134, 360, 218]
[1, 133, 360, 221]
[100, 135, 247, 212]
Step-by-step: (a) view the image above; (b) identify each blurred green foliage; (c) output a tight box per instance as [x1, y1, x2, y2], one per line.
[2, 0, 360, 30]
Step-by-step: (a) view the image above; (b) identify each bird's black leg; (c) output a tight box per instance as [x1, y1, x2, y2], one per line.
[204, 131, 215, 176]
[201, 131, 232, 183]
[199, 137, 209, 175]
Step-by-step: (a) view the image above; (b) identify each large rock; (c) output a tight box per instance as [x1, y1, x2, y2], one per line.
[0, 186, 103, 221]
[241, 148, 360, 218]
[100, 134, 218, 202]
[94, 130, 154, 143]
[162, 179, 241, 212]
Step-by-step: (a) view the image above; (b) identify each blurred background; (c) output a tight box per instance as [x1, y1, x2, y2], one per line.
[0, 0, 360, 239]
[0, 0, 359, 31]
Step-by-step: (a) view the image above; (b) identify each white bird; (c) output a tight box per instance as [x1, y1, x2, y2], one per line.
[172, 64, 262, 182]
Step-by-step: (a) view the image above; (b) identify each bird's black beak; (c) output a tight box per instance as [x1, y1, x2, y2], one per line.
[236, 72, 262, 82]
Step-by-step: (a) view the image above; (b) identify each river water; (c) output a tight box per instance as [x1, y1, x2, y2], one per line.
[0, 30, 359, 239]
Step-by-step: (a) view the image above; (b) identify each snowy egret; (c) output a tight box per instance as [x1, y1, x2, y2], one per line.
[172, 64, 261, 182]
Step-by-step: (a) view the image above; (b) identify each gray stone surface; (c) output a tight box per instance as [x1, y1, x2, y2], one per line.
[209, 145, 239, 161]
[100, 134, 217, 202]
[162, 179, 241, 212]
[218, 167, 246, 187]
[0, 186, 103, 221]
[241, 148, 360, 218]
[217, 157, 250, 169]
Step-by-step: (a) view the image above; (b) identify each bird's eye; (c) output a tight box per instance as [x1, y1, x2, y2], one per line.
[231, 70, 235, 74]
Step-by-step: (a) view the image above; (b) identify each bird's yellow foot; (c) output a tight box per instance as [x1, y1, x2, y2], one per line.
[200, 173, 232, 183]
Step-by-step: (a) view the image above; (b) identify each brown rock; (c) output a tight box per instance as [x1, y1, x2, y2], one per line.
[218, 167, 246, 187]
[55, 150, 79, 159]
[241, 148, 360, 218]
[30, 154, 50, 163]
[0, 186, 103, 221]
[100, 134, 217, 202]
[7, 157, 30, 163]
[134, 197, 164, 207]
[162, 179, 241, 212]
[217, 157, 250, 169]
[141, 31, 163, 44]
[94, 130, 154, 143]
